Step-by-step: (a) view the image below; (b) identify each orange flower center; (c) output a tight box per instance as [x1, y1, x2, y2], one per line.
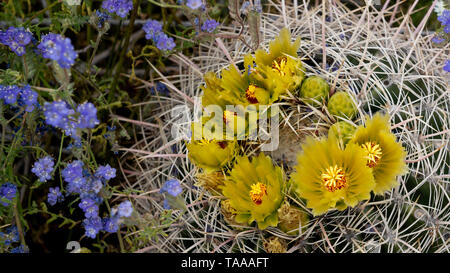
[245, 84, 259, 104]
[249, 182, 267, 205]
[321, 165, 347, 192]
[272, 56, 288, 76]
[198, 139, 226, 149]
[223, 110, 235, 125]
[361, 141, 382, 168]
[198, 138, 212, 145]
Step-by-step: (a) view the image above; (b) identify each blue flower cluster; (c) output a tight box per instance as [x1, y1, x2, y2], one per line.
[160, 179, 183, 209]
[37, 33, 78, 69]
[101, 0, 133, 18]
[117, 200, 133, 217]
[142, 20, 176, 52]
[438, 10, 450, 34]
[201, 19, 220, 33]
[102, 200, 134, 233]
[60, 162, 131, 238]
[95, 164, 117, 180]
[432, 36, 445, 44]
[160, 179, 183, 196]
[0, 84, 38, 112]
[0, 183, 17, 206]
[0, 26, 33, 56]
[47, 187, 64, 206]
[10, 245, 29, 253]
[0, 225, 28, 253]
[95, 11, 111, 29]
[0, 226, 20, 246]
[43, 101, 99, 141]
[31, 156, 55, 182]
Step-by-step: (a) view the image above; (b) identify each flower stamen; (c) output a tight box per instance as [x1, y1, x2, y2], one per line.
[223, 110, 236, 125]
[321, 165, 347, 192]
[249, 182, 267, 205]
[198, 138, 212, 145]
[272, 56, 288, 76]
[245, 84, 259, 104]
[361, 141, 382, 168]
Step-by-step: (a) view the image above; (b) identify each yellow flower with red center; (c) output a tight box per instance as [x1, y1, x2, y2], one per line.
[201, 58, 276, 108]
[187, 122, 238, 173]
[222, 153, 285, 229]
[245, 84, 259, 104]
[349, 113, 407, 194]
[321, 165, 347, 192]
[361, 141, 383, 168]
[254, 28, 306, 93]
[291, 137, 375, 216]
[271, 56, 288, 76]
[249, 182, 267, 205]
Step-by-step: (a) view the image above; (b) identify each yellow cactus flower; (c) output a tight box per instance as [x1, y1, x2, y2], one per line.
[187, 122, 238, 173]
[291, 137, 375, 216]
[201, 60, 277, 108]
[349, 113, 407, 194]
[222, 153, 285, 229]
[201, 71, 228, 108]
[220, 64, 273, 106]
[254, 28, 306, 93]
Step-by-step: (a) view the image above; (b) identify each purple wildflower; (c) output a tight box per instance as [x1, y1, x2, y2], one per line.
[62, 160, 86, 194]
[0, 85, 21, 105]
[3, 226, 20, 245]
[186, 0, 202, 9]
[117, 200, 133, 218]
[95, 11, 111, 28]
[76, 102, 99, 129]
[95, 164, 116, 181]
[47, 187, 64, 206]
[31, 156, 55, 182]
[10, 245, 29, 253]
[83, 216, 103, 239]
[160, 179, 182, 197]
[201, 19, 220, 33]
[37, 33, 78, 68]
[437, 10, 450, 33]
[103, 216, 119, 233]
[18, 85, 38, 112]
[143, 20, 163, 40]
[155, 34, 176, 51]
[0, 27, 33, 56]
[43, 101, 75, 128]
[101, 0, 133, 18]
[444, 60, 450, 72]
[432, 36, 445, 44]
[0, 183, 17, 206]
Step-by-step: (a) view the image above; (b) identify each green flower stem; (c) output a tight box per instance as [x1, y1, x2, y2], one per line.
[22, 55, 28, 82]
[13, 202, 26, 247]
[147, 0, 182, 9]
[104, 199, 125, 253]
[24, 0, 61, 26]
[110, 0, 141, 99]
[87, 32, 104, 76]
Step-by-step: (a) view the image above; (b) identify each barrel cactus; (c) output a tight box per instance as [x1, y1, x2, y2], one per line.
[124, 1, 449, 253]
